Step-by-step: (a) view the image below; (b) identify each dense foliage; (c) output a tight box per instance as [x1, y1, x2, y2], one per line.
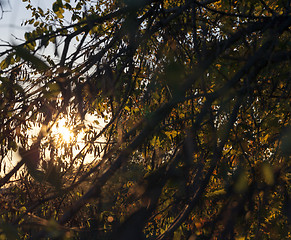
[0, 0, 290, 239]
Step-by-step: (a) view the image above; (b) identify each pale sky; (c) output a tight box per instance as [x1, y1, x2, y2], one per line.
[0, 0, 52, 46]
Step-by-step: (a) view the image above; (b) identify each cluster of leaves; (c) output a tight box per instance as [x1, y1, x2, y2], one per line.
[0, 0, 290, 239]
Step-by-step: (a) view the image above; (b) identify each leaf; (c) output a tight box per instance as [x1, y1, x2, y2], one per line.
[46, 164, 62, 190]
[234, 170, 248, 193]
[43, 82, 61, 99]
[56, 8, 64, 19]
[52, 2, 60, 13]
[0, 59, 8, 70]
[19, 144, 40, 171]
[29, 169, 46, 183]
[0, 222, 20, 240]
[280, 126, 291, 156]
[205, 189, 226, 198]
[0, 53, 14, 69]
[124, 106, 131, 111]
[14, 46, 49, 71]
[8, 140, 18, 152]
[261, 163, 274, 186]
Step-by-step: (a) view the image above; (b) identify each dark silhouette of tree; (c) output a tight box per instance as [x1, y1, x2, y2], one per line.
[0, 0, 290, 239]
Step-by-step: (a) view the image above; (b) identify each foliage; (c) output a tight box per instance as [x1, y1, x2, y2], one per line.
[0, 0, 290, 239]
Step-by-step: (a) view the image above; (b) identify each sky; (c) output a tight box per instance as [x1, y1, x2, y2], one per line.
[0, 0, 53, 46]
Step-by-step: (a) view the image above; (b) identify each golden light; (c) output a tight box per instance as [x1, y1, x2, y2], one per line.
[51, 118, 74, 143]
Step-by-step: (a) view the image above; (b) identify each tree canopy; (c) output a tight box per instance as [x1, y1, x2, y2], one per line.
[0, 0, 290, 239]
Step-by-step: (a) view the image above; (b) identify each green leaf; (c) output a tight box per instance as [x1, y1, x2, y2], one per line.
[234, 170, 248, 193]
[43, 82, 60, 99]
[8, 141, 18, 152]
[24, 32, 32, 41]
[14, 46, 49, 71]
[52, 2, 60, 12]
[0, 59, 8, 70]
[261, 163, 274, 186]
[46, 164, 62, 190]
[0, 53, 14, 69]
[281, 126, 291, 156]
[29, 169, 46, 183]
[0, 222, 20, 240]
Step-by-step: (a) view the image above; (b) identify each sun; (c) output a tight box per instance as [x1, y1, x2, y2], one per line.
[51, 118, 74, 143]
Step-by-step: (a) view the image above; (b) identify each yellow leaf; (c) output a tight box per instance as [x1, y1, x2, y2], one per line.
[56, 11, 64, 19]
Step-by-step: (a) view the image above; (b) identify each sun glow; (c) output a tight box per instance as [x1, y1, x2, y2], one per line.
[51, 118, 74, 143]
